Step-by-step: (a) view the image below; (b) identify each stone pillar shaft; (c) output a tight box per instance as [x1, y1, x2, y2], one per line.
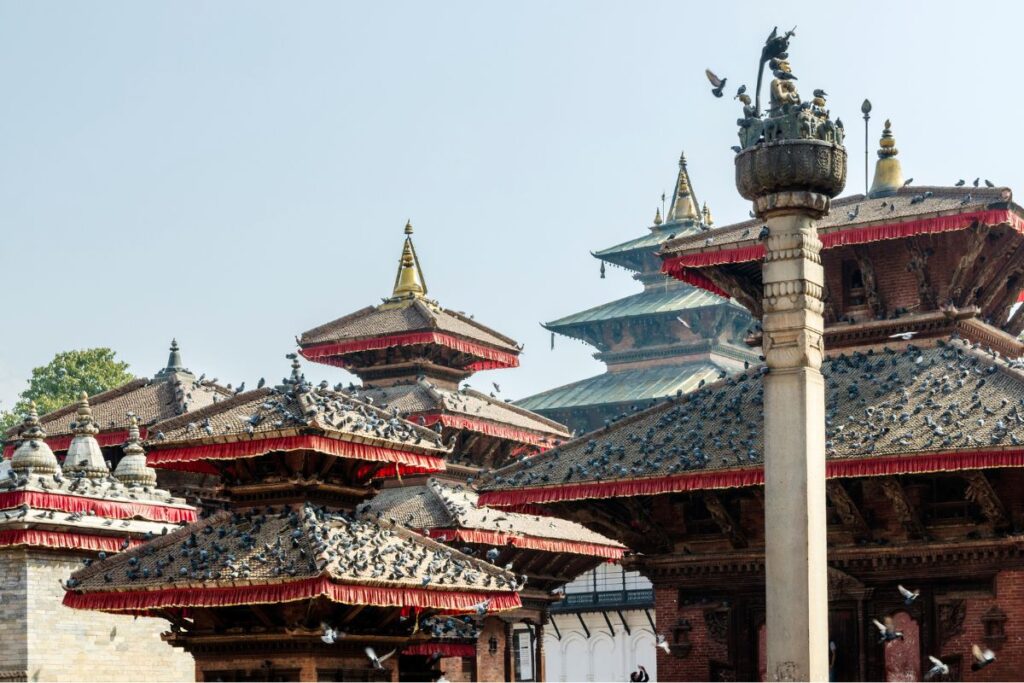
[761, 207, 829, 681]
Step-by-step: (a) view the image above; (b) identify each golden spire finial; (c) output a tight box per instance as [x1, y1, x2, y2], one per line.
[391, 222, 428, 300]
[653, 207, 663, 226]
[702, 202, 714, 227]
[666, 150, 700, 223]
[868, 118, 904, 198]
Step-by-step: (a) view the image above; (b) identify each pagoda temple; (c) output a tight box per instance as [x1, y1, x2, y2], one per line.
[517, 154, 757, 433]
[297, 224, 626, 682]
[480, 123, 1024, 681]
[1, 399, 196, 681]
[3, 340, 233, 507]
[63, 359, 522, 682]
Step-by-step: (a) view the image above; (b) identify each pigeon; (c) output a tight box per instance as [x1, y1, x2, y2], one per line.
[955, 179, 966, 186]
[971, 644, 996, 670]
[257, 377, 266, 389]
[813, 88, 828, 98]
[705, 69, 727, 98]
[897, 584, 919, 605]
[731, 145, 742, 153]
[734, 84, 747, 99]
[321, 623, 340, 644]
[676, 316, 691, 329]
[470, 598, 492, 616]
[847, 205, 860, 220]
[961, 193, 973, 205]
[889, 331, 917, 340]
[903, 178, 914, 186]
[492, 382, 501, 393]
[973, 177, 980, 187]
[365, 646, 397, 670]
[873, 617, 904, 643]
[924, 656, 949, 680]
[485, 548, 500, 562]
[656, 633, 671, 654]
[985, 179, 995, 188]
[758, 226, 770, 240]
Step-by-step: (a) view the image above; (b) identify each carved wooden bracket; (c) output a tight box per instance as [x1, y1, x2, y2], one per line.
[826, 480, 870, 539]
[852, 246, 885, 319]
[703, 608, 730, 645]
[964, 471, 1009, 528]
[937, 599, 966, 646]
[704, 492, 747, 548]
[879, 478, 926, 538]
[905, 239, 938, 311]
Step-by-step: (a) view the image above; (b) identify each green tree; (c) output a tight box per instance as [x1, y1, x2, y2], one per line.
[1, 348, 135, 438]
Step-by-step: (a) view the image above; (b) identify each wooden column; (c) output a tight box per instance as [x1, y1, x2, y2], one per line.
[534, 622, 546, 682]
[504, 621, 515, 682]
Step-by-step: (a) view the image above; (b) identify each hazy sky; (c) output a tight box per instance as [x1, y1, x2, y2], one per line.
[2, 1, 1022, 411]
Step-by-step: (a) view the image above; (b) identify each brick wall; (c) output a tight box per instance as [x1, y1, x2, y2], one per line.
[476, 617, 507, 682]
[653, 587, 729, 681]
[22, 550, 195, 682]
[193, 652, 397, 682]
[0, 553, 28, 678]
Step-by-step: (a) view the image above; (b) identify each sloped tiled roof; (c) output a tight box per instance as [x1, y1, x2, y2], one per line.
[662, 186, 1015, 260]
[358, 383, 569, 440]
[595, 222, 703, 269]
[516, 362, 727, 413]
[32, 375, 230, 441]
[299, 299, 519, 353]
[66, 503, 518, 598]
[149, 382, 450, 459]
[483, 340, 1024, 494]
[362, 479, 623, 551]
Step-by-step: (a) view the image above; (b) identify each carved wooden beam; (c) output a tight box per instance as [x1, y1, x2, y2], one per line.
[826, 480, 870, 539]
[853, 246, 886, 319]
[879, 477, 926, 538]
[619, 498, 675, 552]
[703, 492, 747, 548]
[704, 266, 764, 318]
[964, 471, 1009, 529]
[964, 229, 1018, 307]
[949, 223, 992, 305]
[975, 245, 1024, 314]
[904, 239, 938, 311]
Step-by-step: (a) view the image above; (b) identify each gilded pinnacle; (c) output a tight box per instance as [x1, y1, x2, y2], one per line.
[868, 118, 904, 198]
[653, 207, 663, 226]
[390, 223, 428, 300]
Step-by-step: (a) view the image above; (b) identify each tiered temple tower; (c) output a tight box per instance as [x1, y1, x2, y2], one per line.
[517, 154, 757, 433]
[1, 400, 196, 681]
[297, 224, 625, 681]
[63, 359, 522, 682]
[482, 118, 1024, 680]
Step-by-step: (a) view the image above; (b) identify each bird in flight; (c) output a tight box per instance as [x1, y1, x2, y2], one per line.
[924, 656, 949, 680]
[971, 644, 996, 670]
[897, 584, 919, 605]
[365, 647, 397, 670]
[705, 69, 727, 98]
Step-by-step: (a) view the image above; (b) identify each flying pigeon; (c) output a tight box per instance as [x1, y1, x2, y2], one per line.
[365, 646, 397, 670]
[897, 584, 919, 605]
[971, 644, 996, 670]
[924, 656, 949, 680]
[705, 69, 727, 97]
[873, 617, 904, 643]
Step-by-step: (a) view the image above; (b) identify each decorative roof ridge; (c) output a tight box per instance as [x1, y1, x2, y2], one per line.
[456, 388, 570, 434]
[148, 387, 277, 436]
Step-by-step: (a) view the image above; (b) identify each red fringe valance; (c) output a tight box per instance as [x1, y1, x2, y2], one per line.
[663, 266, 733, 299]
[3, 428, 144, 458]
[423, 528, 624, 559]
[0, 491, 196, 523]
[0, 529, 143, 552]
[300, 333, 519, 370]
[147, 435, 446, 475]
[63, 575, 522, 614]
[478, 449, 1024, 507]
[661, 209, 1022, 274]
[351, 462, 446, 482]
[417, 413, 557, 447]
[403, 642, 476, 658]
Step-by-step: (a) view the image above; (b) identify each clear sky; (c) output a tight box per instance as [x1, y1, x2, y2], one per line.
[2, 0, 1022, 412]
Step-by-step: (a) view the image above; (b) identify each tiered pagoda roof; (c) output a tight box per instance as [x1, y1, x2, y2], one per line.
[518, 153, 756, 432]
[1, 402, 195, 555]
[299, 222, 521, 385]
[299, 223, 570, 468]
[3, 340, 231, 457]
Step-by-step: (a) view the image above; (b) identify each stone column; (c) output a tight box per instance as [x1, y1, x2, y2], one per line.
[759, 191, 830, 681]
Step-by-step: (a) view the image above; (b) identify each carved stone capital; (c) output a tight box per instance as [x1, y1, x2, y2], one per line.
[754, 191, 832, 219]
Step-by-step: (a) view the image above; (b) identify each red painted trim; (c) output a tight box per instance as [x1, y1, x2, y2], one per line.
[300, 332, 519, 370]
[147, 435, 446, 476]
[666, 267, 732, 299]
[0, 530, 144, 552]
[0, 491, 196, 523]
[416, 412, 559, 447]
[478, 449, 1024, 507]
[62, 576, 521, 613]
[403, 642, 476, 657]
[424, 528, 624, 559]
[662, 209, 1023, 272]
[3, 428, 145, 458]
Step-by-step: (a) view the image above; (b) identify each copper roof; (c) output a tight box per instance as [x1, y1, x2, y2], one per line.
[361, 478, 623, 551]
[358, 382, 569, 440]
[299, 299, 519, 354]
[481, 339, 1024, 493]
[66, 503, 518, 597]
